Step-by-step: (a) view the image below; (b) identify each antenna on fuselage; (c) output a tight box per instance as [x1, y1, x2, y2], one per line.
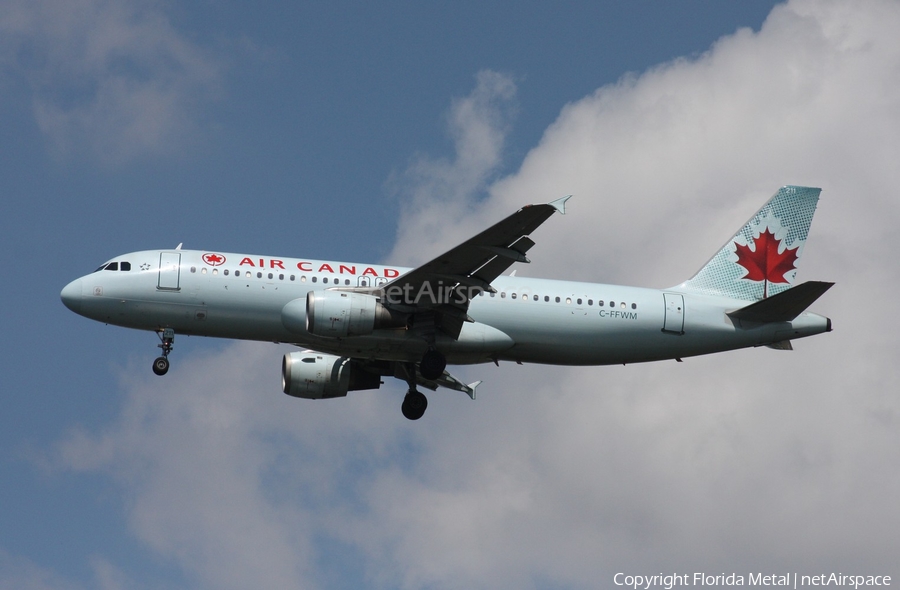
[175, 243, 183, 250]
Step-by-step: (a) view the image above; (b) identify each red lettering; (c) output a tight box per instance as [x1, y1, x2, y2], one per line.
[259, 259, 265, 267]
[297, 261, 312, 271]
[270, 259, 285, 269]
[384, 268, 399, 278]
[239, 257, 255, 267]
[362, 267, 378, 277]
[318, 263, 334, 273]
[339, 265, 356, 275]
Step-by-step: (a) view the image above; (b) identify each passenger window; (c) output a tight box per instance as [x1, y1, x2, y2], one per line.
[257, 272, 262, 278]
[490, 292, 495, 297]
[105, 262, 118, 271]
[620, 302, 626, 309]
[345, 279, 350, 285]
[577, 298, 582, 305]
[279, 274, 284, 280]
[588, 299, 593, 306]
[121, 262, 131, 271]
[212, 268, 218, 275]
[290, 275, 295, 281]
[511, 293, 516, 299]
[555, 297, 560, 303]
[201, 268, 207, 274]
[533, 295, 538, 301]
[610, 301, 615, 307]
[501, 292, 506, 299]
[598, 300, 604, 306]
[268, 273, 273, 279]
[299, 276, 305, 282]
[544, 296, 549, 302]
[224, 269, 229, 276]
[323, 277, 329, 284]
[312, 277, 317, 283]
[632, 303, 637, 309]
[566, 297, 572, 304]
[190, 267, 196, 273]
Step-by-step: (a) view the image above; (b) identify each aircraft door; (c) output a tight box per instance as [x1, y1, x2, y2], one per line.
[158, 252, 182, 290]
[663, 293, 684, 334]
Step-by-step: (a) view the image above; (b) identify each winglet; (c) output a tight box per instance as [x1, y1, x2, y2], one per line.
[427, 371, 481, 400]
[548, 195, 573, 215]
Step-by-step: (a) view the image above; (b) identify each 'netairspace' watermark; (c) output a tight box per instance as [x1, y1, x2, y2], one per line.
[613, 573, 891, 590]
[383, 282, 485, 306]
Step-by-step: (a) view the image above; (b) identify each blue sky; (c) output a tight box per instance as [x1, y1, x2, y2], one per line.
[3, 1, 900, 588]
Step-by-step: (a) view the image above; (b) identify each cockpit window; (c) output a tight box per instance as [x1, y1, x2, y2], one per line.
[94, 260, 133, 272]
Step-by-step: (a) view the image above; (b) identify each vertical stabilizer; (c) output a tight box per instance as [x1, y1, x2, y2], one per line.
[677, 186, 821, 301]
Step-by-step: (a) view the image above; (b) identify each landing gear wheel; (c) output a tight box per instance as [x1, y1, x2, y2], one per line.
[419, 349, 446, 380]
[152, 356, 170, 376]
[401, 390, 428, 420]
[153, 328, 175, 376]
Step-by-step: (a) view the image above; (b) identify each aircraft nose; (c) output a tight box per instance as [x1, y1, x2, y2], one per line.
[61, 278, 83, 315]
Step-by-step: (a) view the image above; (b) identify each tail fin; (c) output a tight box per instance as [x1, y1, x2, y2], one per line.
[677, 186, 821, 301]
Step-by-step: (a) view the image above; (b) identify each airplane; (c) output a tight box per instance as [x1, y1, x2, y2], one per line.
[61, 186, 833, 420]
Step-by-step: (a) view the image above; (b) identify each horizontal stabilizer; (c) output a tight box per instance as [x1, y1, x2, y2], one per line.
[728, 281, 834, 323]
[765, 340, 793, 350]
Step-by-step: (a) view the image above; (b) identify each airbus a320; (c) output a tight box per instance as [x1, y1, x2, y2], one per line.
[61, 186, 833, 420]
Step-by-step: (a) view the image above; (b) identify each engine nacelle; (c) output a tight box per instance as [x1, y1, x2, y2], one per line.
[302, 291, 405, 338]
[282, 351, 381, 399]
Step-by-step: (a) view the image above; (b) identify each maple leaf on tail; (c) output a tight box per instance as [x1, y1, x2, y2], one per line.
[734, 227, 799, 298]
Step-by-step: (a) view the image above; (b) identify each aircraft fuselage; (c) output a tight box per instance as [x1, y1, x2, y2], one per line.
[61, 249, 831, 367]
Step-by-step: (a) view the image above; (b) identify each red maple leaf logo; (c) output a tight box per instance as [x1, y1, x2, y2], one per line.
[203, 253, 226, 266]
[734, 228, 799, 297]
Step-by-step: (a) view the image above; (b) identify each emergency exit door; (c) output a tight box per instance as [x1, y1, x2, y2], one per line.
[663, 293, 684, 334]
[158, 252, 182, 290]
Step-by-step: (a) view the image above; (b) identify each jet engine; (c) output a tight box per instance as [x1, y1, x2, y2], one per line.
[282, 351, 382, 399]
[301, 291, 405, 338]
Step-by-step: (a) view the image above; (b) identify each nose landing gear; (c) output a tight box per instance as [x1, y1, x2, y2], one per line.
[152, 328, 175, 376]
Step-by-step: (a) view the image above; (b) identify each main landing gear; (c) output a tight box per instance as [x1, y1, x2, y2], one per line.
[419, 348, 446, 381]
[400, 350, 446, 420]
[401, 389, 428, 421]
[400, 361, 429, 421]
[152, 328, 175, 376]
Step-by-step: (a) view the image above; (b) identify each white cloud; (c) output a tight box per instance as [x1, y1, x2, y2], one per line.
[0, 548, 80, 590]
[387, 69, 518, 266]
[0, 0, 221, 163]
[50, 0, 900, 588]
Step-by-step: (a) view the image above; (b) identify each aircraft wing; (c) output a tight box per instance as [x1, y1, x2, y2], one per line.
[381, 196, 571, 337]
